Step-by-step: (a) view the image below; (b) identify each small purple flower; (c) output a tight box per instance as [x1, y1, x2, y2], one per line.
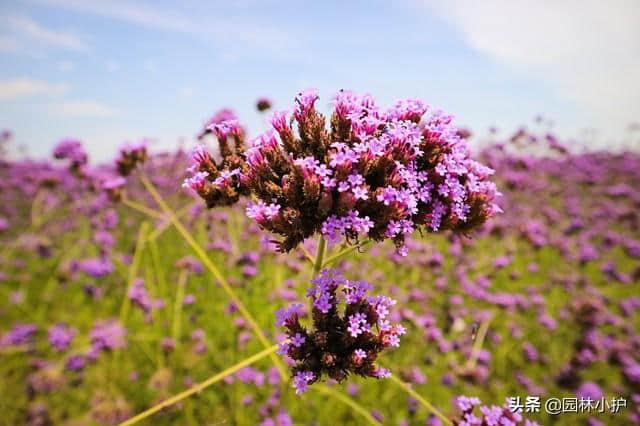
[292, 370, 315, 395]
[291, 333, 305, 348]
[48, 324, 76, 352]
[90, 319, 126, 352]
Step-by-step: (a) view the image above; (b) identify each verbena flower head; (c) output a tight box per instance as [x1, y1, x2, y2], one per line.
[90, 319, 126, 352]
[128, 278, 152, 313]
[453, 396, 540, 426]
[0, 323, 37, 347]
[185, 89, 501, 253]
[183, 123, 250, 207]
[102, 176, 128, 201]
[47, 323, 76, 352]
[198, 108, 246, 140]
[116, 141, 147, 176]
[53, 138, 88, 170]
[276, 269, 405, 394]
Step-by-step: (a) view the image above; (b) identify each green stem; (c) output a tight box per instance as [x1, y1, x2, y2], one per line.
[172, 269, 189, 343]
[388, 374, 453, 426]
[466, 312, 493, 370]
[122, 197, 165, 219]
[118, 344, 279, 426]
[312, 236, 327, 277]
[119, 222, 149, 323]
[313, 384, 381, 425]
[322, 239, 372, 268]
[148, 239, 167, 300]
[137, 172, 288, 381]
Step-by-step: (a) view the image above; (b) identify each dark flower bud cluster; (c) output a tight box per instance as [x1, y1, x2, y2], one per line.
[275, 269, 405, 394]
[256, 97, 273, 112]
[183, 120, 250, 208]
[116, 141, 147, 176]
[184, 89, 501, 254]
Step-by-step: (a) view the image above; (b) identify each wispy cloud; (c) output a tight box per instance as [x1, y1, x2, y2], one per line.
[51, 100, 116, 117]
[423, 0, 640, 132]
[3, 15, 87, 51]
[0, 78, 68, 100]
[34, 0, 301, 60]
[0, 36, 22, 53]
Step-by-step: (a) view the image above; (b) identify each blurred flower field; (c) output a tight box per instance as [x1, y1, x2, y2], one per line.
[0, 96, 639, 425]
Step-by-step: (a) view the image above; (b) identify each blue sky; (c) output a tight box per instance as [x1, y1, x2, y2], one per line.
[1, 0, 638, 161]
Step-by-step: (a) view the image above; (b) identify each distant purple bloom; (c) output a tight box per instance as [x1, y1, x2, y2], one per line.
[48, 324, 76, 352]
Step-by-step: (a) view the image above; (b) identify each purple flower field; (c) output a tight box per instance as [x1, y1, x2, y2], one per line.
[1, 87, 639, 425]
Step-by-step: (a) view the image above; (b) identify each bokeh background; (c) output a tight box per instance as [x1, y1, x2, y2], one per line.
[1, 0, 639, 159]
[1, 1, 640, 426]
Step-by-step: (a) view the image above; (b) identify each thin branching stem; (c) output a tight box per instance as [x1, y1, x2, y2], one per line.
[322, 239, 372, 268]
[171, 269, 189, 343]
[312, 384, 381, 425]
[312, 235, 327, 277]
[122, 197, 165, 219]
[388, 374, 453, 426]
[466, 312, 493, 370]
[137, 172, 288, 380]
[118, 344, 279, 426]
[119, 222, 149, 323]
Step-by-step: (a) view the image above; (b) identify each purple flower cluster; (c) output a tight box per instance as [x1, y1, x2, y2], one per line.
[182, 123, 250, 207]
[90, 319, 126, 353]
[116, 141, 147, 176]
[276, 269, 404, 394]
[102, 176, 128, 201]
[185, 89, 501, 253]
[47, 323, 76, 352]
[198, 108, 246, 140]
[0, 323, 37, 347]
[79, 257, 113, 278]
[53, 138, 88, 170]
[128, 278, 152, 313]
[453, 396, 540, 426]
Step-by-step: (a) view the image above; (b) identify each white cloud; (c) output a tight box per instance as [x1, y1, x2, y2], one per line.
[0, 36, 21, 53]
[33, 0, 300, 60]
[52, 100, 116, 117]
[424, 0, 640, 134]
[0, 78, 68, 100]
[4, 16, 87, 51]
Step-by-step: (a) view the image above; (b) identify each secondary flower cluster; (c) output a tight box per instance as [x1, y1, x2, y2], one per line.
[453, 396, 539, 426]
[276, 269, 405, 394]
[53, 138, 88, 171]
[183, 119, 251, 207]
[198, 108, 246, 140]
[184, 90, 500, 254]
[116, 141, 147, 176]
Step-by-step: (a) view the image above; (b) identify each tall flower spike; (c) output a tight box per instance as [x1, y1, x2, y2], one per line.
[277, 269, 405, 394]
